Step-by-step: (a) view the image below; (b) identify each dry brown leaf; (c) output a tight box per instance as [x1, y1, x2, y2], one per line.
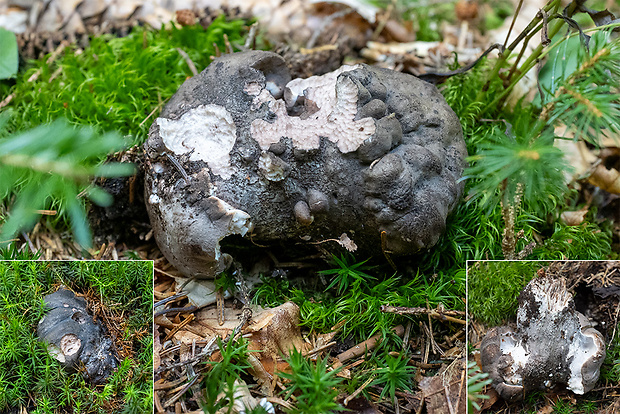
[536, 402, 555, 414]
[174, 301, 308, 391]
[554, 130, 597, 180]
[419, 358, 466, 414]
[153, 327, 162, 372]
[245, 302, 309, 371]
[588, 164, 620, 194]
[477, 387, 499, 412]
[560, 207, 589, 226]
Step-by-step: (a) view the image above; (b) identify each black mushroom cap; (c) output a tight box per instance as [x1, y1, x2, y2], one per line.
[37, 288, 118, 384]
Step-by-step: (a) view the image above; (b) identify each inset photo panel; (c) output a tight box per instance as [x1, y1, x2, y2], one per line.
[0, 260, 153, 413]
[467, 260, 620, 413]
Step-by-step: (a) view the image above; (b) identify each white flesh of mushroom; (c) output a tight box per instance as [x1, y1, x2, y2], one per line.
[156, 104, 237, 180]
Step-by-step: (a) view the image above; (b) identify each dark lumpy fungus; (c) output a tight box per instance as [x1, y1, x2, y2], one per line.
[480, 277, 606, 402]
[37, 288, 118, 384]
[144, 50, 467, 278]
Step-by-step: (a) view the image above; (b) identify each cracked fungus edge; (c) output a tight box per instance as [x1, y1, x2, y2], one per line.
[160, 194, 253, 261]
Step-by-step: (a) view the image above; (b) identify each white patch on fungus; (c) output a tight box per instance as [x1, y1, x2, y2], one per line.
[498, 330, 528, 386]
[566, 325, 605, 394]
[153, 163, 164, 173]
[224, 201, 253, 238]
[258, 151, 287, 181]
[48, 344, 65, 363]
[60, 333, 81, 357]
[525, 276, 571, 314]
[244, 81, 262, 96]
[250, 65, 376, 153]
[156, 104, 237, 180]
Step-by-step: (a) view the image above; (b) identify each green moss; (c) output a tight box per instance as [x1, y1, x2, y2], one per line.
[467, 261, 546, 326]
[0, 260, 152, 413]
[1, 16, 250, 144]
[254, 256, 464, 343]
[601, 323, 620, 384]
[533, 217, 613, 260]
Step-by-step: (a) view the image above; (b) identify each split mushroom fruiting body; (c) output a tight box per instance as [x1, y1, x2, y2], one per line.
[37, 288, 118, 384]
[480, 276, 606, 401]
[145, 51, 467, 278]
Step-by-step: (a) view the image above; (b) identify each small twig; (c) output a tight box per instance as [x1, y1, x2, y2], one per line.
[444, 384, 455, 414]
[164, 314, 195, 342]
[155, 337, 218, 374]
[381, 230, 398, 272]
[139, 97, 169, 129]
[307, 9, 352, 48]
[403, 321, 412, 351]
[229, 267, 252, 339]
[418, 43, 504, 84]
[265, 397, 295, 411]
[162, 374, 201, 408]
[421, 320, 444, 357]
[337, 325, 405, 363]
[28, 40, 69, 83]
[48, 66, 62, 83]
[154, 293, 187, 309]
[454, 364, 466, 414]
[410, 360, 443, 369]
[154, 266, 179, 279]
[372, 2, 394, 41]
[344, 375, 375, 406]
[21, 232, 36, 254]
[176, 48, 198, 76]
[380, 305, 466, 325]
[416, 394, 425, 414]
[154, 305, 197, 318]
[154, 376, 188, 391]
[0, 95, 13, 110]
[243, 22, 259, 50]
[223, 33, 233, 54]
[165, 153, 190, 181]
[303, 341, 336, 358]
[154, 389, 165, 413]
[216, 289, 224, 326]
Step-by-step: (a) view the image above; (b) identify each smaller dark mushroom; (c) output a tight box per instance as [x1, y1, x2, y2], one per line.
[37, 288, 118, 384]
[480, 276, 606, 401]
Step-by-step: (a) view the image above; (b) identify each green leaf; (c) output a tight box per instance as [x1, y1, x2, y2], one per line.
[0, 119, 131, 248]
[0, 28, 18, 80]
[94, 162, 136, 178]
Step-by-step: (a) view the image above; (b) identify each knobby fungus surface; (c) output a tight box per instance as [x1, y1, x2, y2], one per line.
[37, 288, 118, 384]
[480, 276, 606, 401]
[144, 50, 467, 278]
